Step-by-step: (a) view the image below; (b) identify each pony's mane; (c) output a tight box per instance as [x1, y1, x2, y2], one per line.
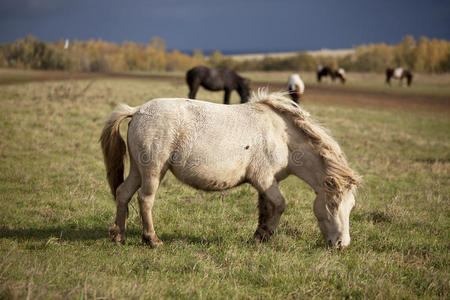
[250, 90, 362, 205]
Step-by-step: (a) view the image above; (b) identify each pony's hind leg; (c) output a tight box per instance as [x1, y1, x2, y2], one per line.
[110, 159, 141, 244]
[137, 169, 166, 248]
[253, 182, 286, 242]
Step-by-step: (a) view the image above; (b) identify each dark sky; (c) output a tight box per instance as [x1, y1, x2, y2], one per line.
[1, 0, 449, 53]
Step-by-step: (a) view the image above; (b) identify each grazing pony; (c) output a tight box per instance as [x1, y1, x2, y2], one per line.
[333, 68, 346, 84]
[100, 91, 361, 249]
[186, 66, 251, 104]
[386, 67, 413, 86]
[317, 65, 335, 82]
[287, 74, 305, 103]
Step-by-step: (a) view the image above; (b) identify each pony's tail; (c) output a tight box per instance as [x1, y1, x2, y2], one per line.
[100, 104, 140, 199]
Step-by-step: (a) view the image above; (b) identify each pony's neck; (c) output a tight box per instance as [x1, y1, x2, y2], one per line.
[236, 81, 249, 101]
[289, 144, 327, 195]
[237, 87, 245, 97]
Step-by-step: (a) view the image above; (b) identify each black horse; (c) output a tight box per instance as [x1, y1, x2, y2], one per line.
[317, 65, 335, 82]
[186, 66, 251, 104]
[386, 68, 413, 86]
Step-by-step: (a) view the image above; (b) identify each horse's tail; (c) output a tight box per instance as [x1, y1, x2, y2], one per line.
[100, 104, 140, 199]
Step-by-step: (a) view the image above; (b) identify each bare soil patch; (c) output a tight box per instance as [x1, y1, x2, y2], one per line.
[253, 81, 450, 113]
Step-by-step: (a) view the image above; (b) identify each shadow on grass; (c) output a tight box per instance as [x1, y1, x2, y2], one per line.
[1, 225, 232, 247]
[0, 225, 138, 243]
[159, 232, 223, 246]
[352, 210, 393, 224]
[1, 225, 332, 249]
[413, 157, 450, 164]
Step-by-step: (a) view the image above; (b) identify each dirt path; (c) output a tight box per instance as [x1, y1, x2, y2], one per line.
[1, 71, 449, 113]
[253, 81, 450, 113]
[107, 73, 450, 113]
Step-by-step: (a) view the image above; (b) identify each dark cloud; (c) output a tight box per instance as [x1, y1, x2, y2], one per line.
[0, 0, 449, 52]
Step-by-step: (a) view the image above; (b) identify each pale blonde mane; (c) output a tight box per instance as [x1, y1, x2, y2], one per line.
[250, 90, 362, 204]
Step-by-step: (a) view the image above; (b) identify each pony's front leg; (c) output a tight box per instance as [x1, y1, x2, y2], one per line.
[188, 83, 199, 99]
[254, 183, 286, 242]
[223, 88, 231, 105]
[138, 176, 163, 248]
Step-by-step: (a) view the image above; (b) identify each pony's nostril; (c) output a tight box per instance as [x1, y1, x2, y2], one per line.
[337, 240, 342, 246]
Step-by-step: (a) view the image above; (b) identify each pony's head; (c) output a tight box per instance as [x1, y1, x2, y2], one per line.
[237, 77, 251, 103]
[336, 68, 346, 84]
[314, 187, 356, 248]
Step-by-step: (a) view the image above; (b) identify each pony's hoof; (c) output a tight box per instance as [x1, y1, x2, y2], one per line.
[253, 230, 271, 243]
[142, 234, 163, 249]
[109, 225, 125, 244]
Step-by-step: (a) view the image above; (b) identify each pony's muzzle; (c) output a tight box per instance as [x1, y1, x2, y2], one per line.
[327, 234, 350, 249]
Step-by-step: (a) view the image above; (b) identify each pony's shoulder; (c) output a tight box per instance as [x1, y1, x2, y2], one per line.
[139, 98, 233, 115]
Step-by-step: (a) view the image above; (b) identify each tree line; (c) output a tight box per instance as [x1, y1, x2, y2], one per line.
[0, 35, 448, 73]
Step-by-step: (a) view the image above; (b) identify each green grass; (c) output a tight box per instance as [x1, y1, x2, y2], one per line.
[0, 75, 449, 298]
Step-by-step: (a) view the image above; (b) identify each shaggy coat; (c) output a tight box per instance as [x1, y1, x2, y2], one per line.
[100, 92, 361, 248]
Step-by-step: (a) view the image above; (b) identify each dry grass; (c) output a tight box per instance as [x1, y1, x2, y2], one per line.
[0, 73, 448, 298]
[226, 48, 354, 61]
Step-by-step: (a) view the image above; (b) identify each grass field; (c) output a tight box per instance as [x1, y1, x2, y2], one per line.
[3, 68, 450, 99]
[241, 71, 450, 98]
[0, 72, 449, 298]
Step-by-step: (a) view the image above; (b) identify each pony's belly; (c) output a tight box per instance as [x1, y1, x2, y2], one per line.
[169, 163, 247, 191]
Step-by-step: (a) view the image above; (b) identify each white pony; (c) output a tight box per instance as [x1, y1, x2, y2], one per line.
[100, 91, 361, 248]
[287, 74, 305, 103]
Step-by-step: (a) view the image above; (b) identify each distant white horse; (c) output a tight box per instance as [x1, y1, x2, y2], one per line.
[287, 74, 305, 103]
[100, 91, 361, 248]
[335, 68, 346, 84]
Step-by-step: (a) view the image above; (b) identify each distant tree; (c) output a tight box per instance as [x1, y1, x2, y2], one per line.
[395, 35, 417, 70]
[0, 51, 7, 67]
[0, 34, 447, 73]
[192, 49, 203, 59]
[337, 54, 355, 71]
[149, 37, 167, 52]
[293, 52, 317, 71]
[209, 50, 230, 68]
[414, 36, 429, 72]
[317, 56, 338, 70]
